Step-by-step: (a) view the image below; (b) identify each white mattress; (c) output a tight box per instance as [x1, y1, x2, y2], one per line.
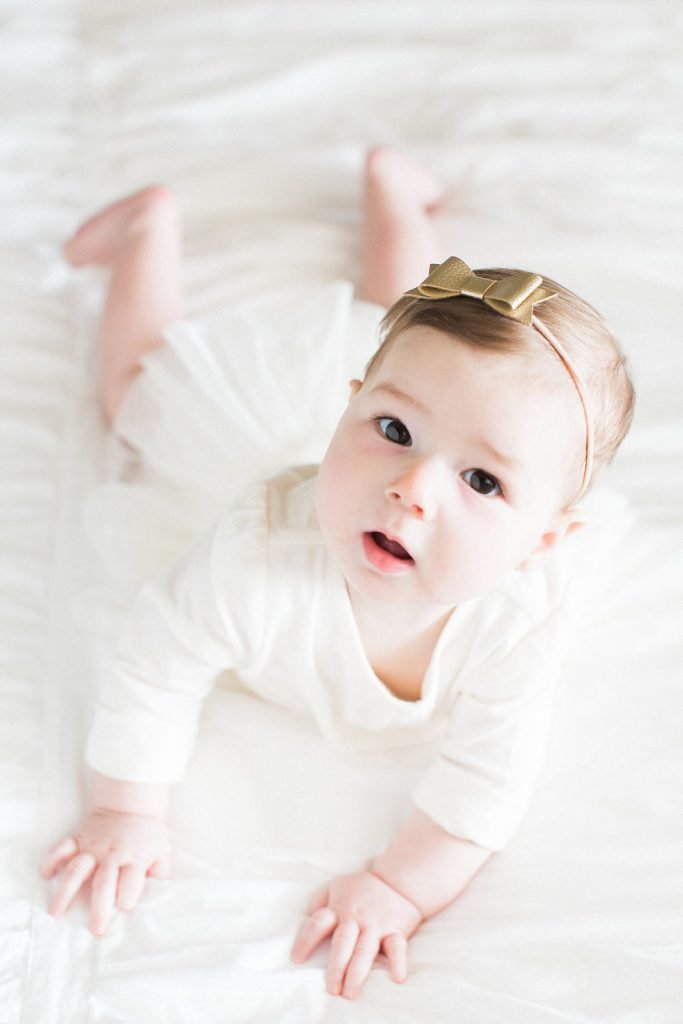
[2, 1, 682, 1021]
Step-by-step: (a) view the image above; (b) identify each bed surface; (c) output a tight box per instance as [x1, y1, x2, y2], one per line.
[2, 2, 682, 1021]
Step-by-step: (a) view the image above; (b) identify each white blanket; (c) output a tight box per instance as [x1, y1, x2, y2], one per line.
[2, 1, 681, 1021]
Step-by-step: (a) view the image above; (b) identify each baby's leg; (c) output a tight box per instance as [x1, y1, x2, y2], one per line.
[357, 148, 446, 309]
[65, 186, 184, 424]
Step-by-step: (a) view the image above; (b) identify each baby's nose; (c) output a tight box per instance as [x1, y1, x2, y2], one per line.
[385, 463, 438, 520]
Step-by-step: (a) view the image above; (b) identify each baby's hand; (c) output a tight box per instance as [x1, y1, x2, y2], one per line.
[290, 870, 423, 999]
[41, 810, 171, 936]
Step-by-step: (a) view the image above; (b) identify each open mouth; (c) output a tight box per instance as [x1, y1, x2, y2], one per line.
[363, 531, 415, 574]
[371, 532, 412, 560]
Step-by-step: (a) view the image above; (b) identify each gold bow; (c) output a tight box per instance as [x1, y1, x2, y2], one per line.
[405, 257, 557, 326]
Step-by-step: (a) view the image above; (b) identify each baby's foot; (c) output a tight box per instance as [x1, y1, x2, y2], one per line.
[364, 147, 446, 214]
[63, 185, 175, 267]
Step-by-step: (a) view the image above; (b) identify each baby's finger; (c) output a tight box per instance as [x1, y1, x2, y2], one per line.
[290, 906, 338, 963]
[117, 861, 147, 910]
[49, 852, 97, 917]
[381, 932, 408, 984]
[327, 920, 360, 996]
[90, 856, 120, 936]
[41, 837, 78, 879]
[341, 930, 380, 999]
[307, 885, 329, 914]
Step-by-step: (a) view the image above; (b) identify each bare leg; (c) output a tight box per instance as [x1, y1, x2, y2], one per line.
[64, 185, 184, 424]
[358, 147, 447, 309]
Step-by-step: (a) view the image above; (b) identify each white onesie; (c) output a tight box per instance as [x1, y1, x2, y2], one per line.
[86, 465, 574, 853]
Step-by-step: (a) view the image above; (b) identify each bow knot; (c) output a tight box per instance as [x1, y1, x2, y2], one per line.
[405, 257, 557, 326]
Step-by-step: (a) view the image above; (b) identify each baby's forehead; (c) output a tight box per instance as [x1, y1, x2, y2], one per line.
[378, 323, 563, 386]
[368, 328, 575, 429]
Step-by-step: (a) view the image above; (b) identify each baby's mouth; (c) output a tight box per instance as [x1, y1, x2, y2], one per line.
[362, 532, 415, 575]
[370, 531, 413, 561]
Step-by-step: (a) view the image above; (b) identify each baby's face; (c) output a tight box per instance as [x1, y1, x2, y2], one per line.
[315, 325, 583, 610]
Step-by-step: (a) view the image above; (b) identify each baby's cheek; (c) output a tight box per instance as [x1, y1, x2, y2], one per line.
[315, 457, 356, 537]
[445, 532, 521, 600]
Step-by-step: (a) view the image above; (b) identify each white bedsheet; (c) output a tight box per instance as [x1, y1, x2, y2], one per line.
[1, 1, 682, 1021]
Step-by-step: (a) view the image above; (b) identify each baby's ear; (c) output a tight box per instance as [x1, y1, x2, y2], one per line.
[517, 508, 586, 572]
[348, 378, 363, 403]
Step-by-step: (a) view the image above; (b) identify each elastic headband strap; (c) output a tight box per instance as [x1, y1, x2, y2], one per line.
[531, 314, 594, 500]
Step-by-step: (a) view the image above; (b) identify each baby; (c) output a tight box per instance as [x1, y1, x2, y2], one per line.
[41, 149, 634, 1000]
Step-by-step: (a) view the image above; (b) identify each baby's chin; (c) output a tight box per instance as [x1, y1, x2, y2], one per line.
[344, 566, 464, 611]
[382, 570, 516, 609]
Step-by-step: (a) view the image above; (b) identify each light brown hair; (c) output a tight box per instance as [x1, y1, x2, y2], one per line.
[365, 268, 635, 495]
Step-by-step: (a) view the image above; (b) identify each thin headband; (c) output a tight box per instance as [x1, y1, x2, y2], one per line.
[404, 257, 594, 500]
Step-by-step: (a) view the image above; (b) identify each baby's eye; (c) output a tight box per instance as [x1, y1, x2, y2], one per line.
[375, 417, 412, 446]
[462, 468, 501, 497]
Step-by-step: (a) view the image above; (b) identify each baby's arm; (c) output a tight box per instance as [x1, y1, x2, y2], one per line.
[42, 509, 265, 934]
[371, 807, 492, 915]
[292, 586, 571, 997]
[42, 772, 172, 936]
[290, 809, 491, 999]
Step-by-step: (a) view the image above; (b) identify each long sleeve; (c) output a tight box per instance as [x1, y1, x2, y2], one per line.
[413, 604, 570, 851]
[85, 497, 267, 784]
